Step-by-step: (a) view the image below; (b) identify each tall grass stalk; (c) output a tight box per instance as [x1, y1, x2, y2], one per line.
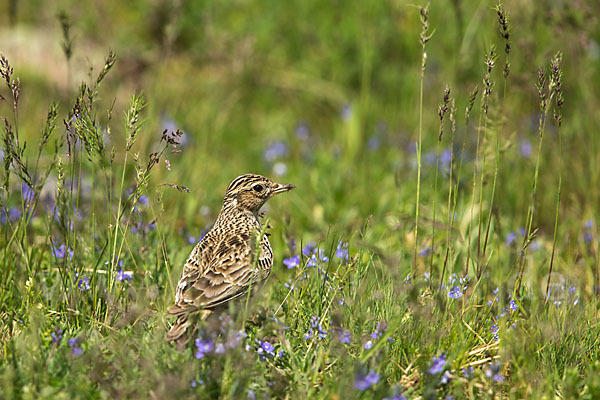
[483, 4, 511, 257]
[516, 61, 557, 293]
[430, 86, 450, 286]
[440, 97, 456, 288]
[414, 3, 431, 276]
[546, 52, 563, 300]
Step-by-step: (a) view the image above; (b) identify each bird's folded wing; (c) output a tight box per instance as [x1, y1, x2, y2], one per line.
[173, 232, 268, 312]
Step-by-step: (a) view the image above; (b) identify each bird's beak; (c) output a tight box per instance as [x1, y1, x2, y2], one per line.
[271, 182, 295, 194]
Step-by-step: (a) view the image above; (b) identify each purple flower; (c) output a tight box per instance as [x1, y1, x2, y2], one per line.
[187, 235, 197, 245]
[264, 141, 288, 162]
[283, 255, 300, 269]
[519, 140, 532, 158]
[440, 149, 453, 166]
[341, 103, 353, 121]
[505, 232, 517, 246]
[584, 233, 593, 243]
[585, 219, 594, 229]
[1, 207, 21, 224]
[569, 285, 576, 294]
[226, 330, 247, 349]
[138, 195, 149, 206]
[305, 315, 327, 341]
[367, 136, 381, 151]
[509, 299, 519, 312]
[302, 242, 316, 256]
[354, 370, 380, 390]
[51, 244, 74, 259]
[490, 324, 499, 340]
[485, 363, 504, 383]
[117, 269, 133, 282]
[257, 340, 275, 360]
[419, 245, 433, 257]
[295, 123, 310, 140]
[195, 338, 214, 358]
[338, 329, 351, 344]
[78, 277, 90, 291]
[462, 366, 474, 379]
[429, 354, 446, 374]
[440, 370, 452, 384]
[448, 286, 463, 299]
[214, 343, 225, 354]
[370, 322, 387, 339]
[363, 340, 373, 350]
[335, 241, 349, 262]
[22, 183, 35, 204]
[68, 337, 82, 355]
[306, 248, 329, 267]
[51, 327, 63, 344]
[284, 280, 296, 291]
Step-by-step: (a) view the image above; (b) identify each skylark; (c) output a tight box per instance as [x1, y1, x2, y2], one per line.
[166, 174, 295, 345]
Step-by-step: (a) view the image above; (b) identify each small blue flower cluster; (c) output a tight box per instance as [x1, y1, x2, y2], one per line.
[304, 315, 327, 341]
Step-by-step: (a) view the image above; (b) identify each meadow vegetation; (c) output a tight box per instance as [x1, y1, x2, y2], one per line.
[1, 0, 600, 398]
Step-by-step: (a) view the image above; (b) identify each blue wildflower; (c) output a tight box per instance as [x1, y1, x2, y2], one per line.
[305, 315, 327, 341]
[505, 232, 517, 246]
[335, 241, 349, 261]
[520, 140, 532, 158]
[509, 299, 519, 312]
[338, 329, 351, 344]
[419, 245, 433, 257]
[257, 340, 275, 360]
[283, 255, 300, 269]
[490, 324, 499, 340]
[117, 269, 133, 281]
[1, 207, 21, 224]
[187, 235, 196, 245]
[295, 122, 309, 140]
[485, 363, 504, 383]
[354, 370, 380, 390]
[51, 327, 63, 344]
[78, 277, 90, 291]
[440, 370, 452, 384]
[22, 183, 35, 204]
[302, 242, 316, 256]
[68, 338, 82, 355]
[138, 195, 149, 206]
[341, 103, 353, 121]
[429, 354, 446, 374]
[462, 366, 474, 379]
[448, 286, 464, 299]
[51, 244, 74, 259]
[195, 338, 213, 359]
[367, 136, 381, 151]
[264, 141, 288, 162]
[364, 340, 373, 350]
[439, 149, 452, 172]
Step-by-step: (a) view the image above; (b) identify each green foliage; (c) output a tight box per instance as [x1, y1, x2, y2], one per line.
[1, 0, 600, 399]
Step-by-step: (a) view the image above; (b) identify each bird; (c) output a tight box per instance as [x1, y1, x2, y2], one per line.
[166, 173, 295, 345]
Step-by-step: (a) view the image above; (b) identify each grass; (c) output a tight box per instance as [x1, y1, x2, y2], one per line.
[1, 0, 600, 398]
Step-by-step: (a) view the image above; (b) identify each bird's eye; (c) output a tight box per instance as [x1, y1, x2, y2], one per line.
[252, 184, 264, 192]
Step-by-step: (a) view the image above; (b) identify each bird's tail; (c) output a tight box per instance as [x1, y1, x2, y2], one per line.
[166, 314, 192, 346]
[165, 305, 212, 347]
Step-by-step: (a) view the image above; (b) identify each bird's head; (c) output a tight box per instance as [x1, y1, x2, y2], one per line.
[223, 174, 295, 213]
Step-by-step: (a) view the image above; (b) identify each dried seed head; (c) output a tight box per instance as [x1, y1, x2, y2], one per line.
[437, 86, 451, 141]
[465, 85, 479, 125]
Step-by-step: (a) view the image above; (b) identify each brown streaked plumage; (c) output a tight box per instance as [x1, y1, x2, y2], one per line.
[166, 174, 294, 345]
